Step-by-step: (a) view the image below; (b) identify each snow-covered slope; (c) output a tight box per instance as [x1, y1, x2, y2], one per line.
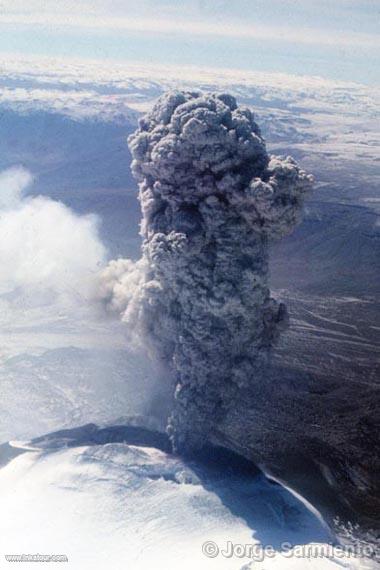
[0, 424, 370, 570]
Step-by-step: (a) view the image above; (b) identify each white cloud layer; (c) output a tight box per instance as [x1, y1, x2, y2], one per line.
[0, 54, 378, 121]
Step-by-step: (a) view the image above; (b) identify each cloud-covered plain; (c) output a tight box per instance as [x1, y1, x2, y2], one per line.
[0, 55, 377, 114]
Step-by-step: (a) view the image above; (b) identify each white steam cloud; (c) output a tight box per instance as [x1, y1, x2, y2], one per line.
[0, 167, 106, 304]
[100, 92, 313, 452]
[0, 167, 169, 443]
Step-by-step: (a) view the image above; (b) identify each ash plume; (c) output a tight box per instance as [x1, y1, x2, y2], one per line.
[100, 91, 313, 452]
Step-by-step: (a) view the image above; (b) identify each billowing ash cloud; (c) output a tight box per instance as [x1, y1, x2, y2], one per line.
[100, 91, 313, 452]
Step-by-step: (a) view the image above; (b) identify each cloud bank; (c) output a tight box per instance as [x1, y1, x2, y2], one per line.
[101, 91, 312, 451]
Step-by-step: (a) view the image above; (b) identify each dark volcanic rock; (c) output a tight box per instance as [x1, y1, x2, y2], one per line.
[211, 337, 380, 533]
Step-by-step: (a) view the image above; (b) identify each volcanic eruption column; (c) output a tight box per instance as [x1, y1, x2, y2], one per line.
[101, 91, 313, 452]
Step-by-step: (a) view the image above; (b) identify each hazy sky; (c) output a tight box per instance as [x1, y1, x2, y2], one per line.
[0, 0, 379, 84]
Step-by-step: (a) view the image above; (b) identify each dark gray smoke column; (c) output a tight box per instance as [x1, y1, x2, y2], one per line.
[109, 91, 312, 452]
